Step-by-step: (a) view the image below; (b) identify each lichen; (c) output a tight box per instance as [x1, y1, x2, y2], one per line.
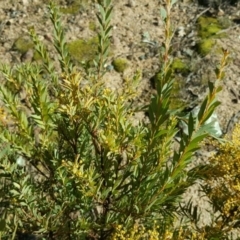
[112, 58, 129, 73]
[67, 37, 98, 62]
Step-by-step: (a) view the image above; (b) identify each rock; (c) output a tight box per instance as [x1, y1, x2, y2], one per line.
[22, 0, 30, 6]
[20, 49, 33, 63]
[179, 106, 223, 137]
[127, 0, 136, 7]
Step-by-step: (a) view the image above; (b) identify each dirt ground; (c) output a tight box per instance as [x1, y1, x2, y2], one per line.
[1, 0, 240, 130]
[1, 0, 240, 234]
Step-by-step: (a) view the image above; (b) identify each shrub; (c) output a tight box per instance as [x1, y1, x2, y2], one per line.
[199, 124, 240, 239]
[0, 0, 229, 239]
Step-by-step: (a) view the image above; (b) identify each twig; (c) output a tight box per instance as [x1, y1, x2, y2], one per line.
[194, 7, 211, 23]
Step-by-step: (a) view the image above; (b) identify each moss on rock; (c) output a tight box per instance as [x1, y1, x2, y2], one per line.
[112, 58, 129, 73]
[196, 16, 229, 56]
[171, 58, 189, 74]
[197, 38, 216, 56]
[12, 36, 34, 54]
[68, 37, 98, 62]
[197, 17, 223, 38]
[89, 21, 97, 32]
[60, 5, 80, 14]
[59, 0, 90, 15]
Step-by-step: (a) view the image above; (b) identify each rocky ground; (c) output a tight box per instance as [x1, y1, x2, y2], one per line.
[1, 0, 240, 236]
[1, 0, 240, 131]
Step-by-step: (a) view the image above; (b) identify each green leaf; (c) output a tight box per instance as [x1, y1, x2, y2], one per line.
[160, 7, 167, 21]
[0, 219, 6, 231]
[96, 14, 103, 28]
[171, 0, 178, 5]
[188, 112, 194, 137]
[198, 98, 208, 122]
[10, 189, 20, 196]
[0, 173, 11, 178]
[145, 197, 159, 212]
[216, 85, 222, 93]
[178, 151, 193, 166]
[105, 25, 112, 38]
[13, 182, 21, 189]
[105, 7, 113, 23]
[190, 134, 207, 146]
[185, 140, 200, 154]
[208, 80, 214, 94]
[134, 204, 140, 214]
[106, 0, 111, 6]
[194, 123, 214, 138]
[153, 129, 169, 139]
[98, 5, 105, 21]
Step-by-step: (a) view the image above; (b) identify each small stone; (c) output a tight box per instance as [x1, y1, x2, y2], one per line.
[177, 26, 186, 37]
[127, 0, 136, 7]
[112, 34, 121, 48]
[16, 155, 26, 167]
[218, 8, 224, 16]
[22, 0, 30, 5]
[139, 55, 145, 60]
[106, 64, 114, 71]
[20, 49, 33, 63]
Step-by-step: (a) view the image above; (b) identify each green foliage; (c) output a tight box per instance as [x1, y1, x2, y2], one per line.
[0, 0, 229, 239]
[200, 124, 240, 238]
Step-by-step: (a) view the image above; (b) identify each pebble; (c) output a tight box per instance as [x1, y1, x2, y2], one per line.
[112, 34, 121, 48]
[127, 0, 136, 7]
[20, 49, 34, 63]
[22, 0, 30, 5]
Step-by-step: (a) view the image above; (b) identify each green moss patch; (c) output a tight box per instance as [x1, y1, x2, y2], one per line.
[60, 5, 80, 14]
[68, 37, 98, 62]
[89, 21, 97, 32]
[197, 38, 216, 56]
[112, 58, 129, 73]
[171, 58, 189, 74]
[196, 16, 229, 56]
[12, 36, 34, 54]
[197, 17, 226, 39]
[59, 0, 90, 15]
